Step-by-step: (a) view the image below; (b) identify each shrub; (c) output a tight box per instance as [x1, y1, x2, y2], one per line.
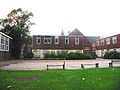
[44, 51, 56, 58]
[109, 52, 120, 59]
[65, 52, 78, 60]
[103, 51, 114, 59]
[90, 52, 97, 59]
[24, 52, 34, 59]
[65, 52, 93, 60]
[57, 51, 68, 58]
[103, 51, 120, 59]
[44, 51, 94, 60]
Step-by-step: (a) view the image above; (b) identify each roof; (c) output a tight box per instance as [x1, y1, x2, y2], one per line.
[69, 28, 83, 36]
[0, 32, 12, 39]
[86, 36, 100, 43]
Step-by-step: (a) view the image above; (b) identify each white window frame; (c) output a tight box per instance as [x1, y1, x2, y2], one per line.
[106, 38, 110, 45]
[65, 36, 69, 44]
[44, 36, 52, 44]
[54, 36, 59, 44]
[5, 38, 9, 51]
[96, 41, 100, 46]
[112, 36, 117, 44]
[0, 35, 1, 51]
[75, 36, 79, 45]
[36, 36, 41, 44]
[101, 39, 104, 46]
[1, 36, 5, 51]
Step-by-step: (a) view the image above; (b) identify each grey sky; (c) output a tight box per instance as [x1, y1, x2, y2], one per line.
[0, 0, 120, 37]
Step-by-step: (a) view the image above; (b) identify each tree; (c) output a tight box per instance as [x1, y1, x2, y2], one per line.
[0, 8, 34, 59]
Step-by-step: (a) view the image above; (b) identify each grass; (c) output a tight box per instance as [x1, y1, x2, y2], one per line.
[0, 67, 120, 90]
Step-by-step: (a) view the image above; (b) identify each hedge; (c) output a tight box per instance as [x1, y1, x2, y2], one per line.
[103, 51, 120, 59]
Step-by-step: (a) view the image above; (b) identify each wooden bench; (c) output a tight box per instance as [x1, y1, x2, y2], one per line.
[109, 60, 120, 67]
[47, 62, 65, 70]
[81, 63, 99, 69]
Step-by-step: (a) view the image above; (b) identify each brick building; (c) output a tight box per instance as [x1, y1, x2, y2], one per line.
[32, 28, 99, 58]
[0, 32, 12, 60]
[95, 34, 120, 57]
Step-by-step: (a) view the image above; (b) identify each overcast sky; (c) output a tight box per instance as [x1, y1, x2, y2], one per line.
[0, 0, 120, 37]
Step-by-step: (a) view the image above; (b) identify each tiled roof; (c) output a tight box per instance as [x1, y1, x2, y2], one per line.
[86, 36, 100, 43]
[69, 28, 83, 36]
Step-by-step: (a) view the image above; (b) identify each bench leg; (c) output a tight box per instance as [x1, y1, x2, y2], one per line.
[109, 63, 113, 67]
[47, 65, 48, 70]
[63, 62, 65, 69]
[81, 64, 84, 69]
[96, 63, 99, 68]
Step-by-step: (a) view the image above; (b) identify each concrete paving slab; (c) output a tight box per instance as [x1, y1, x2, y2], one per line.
[0, 59, 119, 70]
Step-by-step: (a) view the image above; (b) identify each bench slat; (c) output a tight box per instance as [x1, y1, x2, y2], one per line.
[81, 63, 99, 69]
[47, 62, 65, 70]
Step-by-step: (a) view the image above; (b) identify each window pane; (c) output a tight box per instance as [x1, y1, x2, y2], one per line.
[75, 36, 79, 45]
[112, 36, 117, 44]
[65, 36, 69, 44]
[96, 41, 99, 46]
[44, 36, 52, 44]
[101, 39, 104, 46]
[106, 38, 110, 45]
[36, 36, 41, 44]
[55, 36, 59, 44]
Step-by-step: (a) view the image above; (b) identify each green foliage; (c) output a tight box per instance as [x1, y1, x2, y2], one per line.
[0, 8, 34, 59]
[44, 51, 68, 59]
[44, 51, 94, 60]
[91, 52, 97, 59]
[24, 52, 34, 59]
[65, 52, 77, 60]
[0, 67, 120, 90]
[44, 51, 57, 58]
[66, 52, 93, 60]
[103, 51, 120, 59]
[57, 51, 68, 58]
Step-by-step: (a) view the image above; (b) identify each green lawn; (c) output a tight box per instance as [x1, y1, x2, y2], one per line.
[0, 67, 120, 90]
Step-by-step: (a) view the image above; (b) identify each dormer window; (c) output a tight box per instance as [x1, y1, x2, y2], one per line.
[36, 36, 41, 44]
[96, 41, 100, 46]
[44, 36, 52, 44]
[112, 36, 117, 44]
[106, 38, 110, 45]
[101, 39, 104, 46]
[54, 36, 59, 44]
[65, 36, 69, 44]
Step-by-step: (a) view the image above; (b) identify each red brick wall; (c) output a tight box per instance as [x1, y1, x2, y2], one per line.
[32, 35, 91, 50]
[96, 34, 120, 50]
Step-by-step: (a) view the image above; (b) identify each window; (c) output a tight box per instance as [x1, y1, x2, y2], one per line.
[65, 36, 69, 44]
[44, 36, 52, 44]
[36, 36, 41, 44]
[96, 41, 100, 46]
[75, 36, 79, 45]
[1, 37, 5, 51]
[101, 39, 104, 46]
[54, 36, 59, 44]
[5, 38, 9, 51]
[112, 36, 117, 44]
[106, 38, 110, 45]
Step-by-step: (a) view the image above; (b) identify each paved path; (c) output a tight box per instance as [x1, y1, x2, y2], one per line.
[0, 59, 120, 70]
